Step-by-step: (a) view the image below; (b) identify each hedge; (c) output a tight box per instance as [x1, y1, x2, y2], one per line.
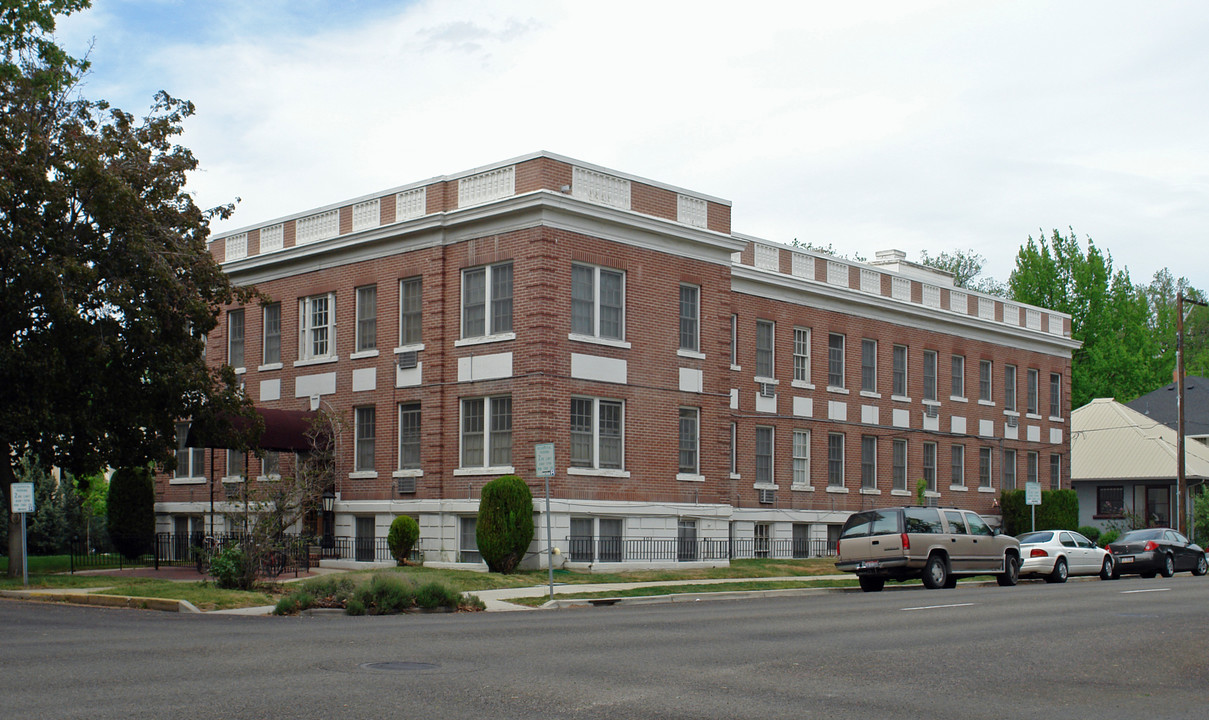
[1000, 489, 1079, 536]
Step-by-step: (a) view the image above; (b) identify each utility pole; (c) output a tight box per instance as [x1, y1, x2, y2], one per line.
[1176, 293, 1207, 537]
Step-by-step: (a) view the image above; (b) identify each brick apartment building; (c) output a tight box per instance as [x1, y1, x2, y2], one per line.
[154, 152, 1078, 569]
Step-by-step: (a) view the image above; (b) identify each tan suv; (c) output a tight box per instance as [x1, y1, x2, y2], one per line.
[835, 506, 1021, 592]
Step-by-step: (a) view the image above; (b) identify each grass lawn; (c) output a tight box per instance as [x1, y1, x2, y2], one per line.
[93, 581, 276, 611]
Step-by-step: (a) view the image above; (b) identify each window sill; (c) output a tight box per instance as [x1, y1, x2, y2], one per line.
[859, 488, 881, 495]
[754, 376, 779, 386]
[826, 386, 849, 395]
[394, 343, 426, 354]
[256, 475, 281, 483]
[950, 395, 968, 403]
[1003, 410, 1020, 417]
[922, 399, 941, 407]
[258, 362, 283, 372]
[891, 489, 911, 497]
[729, 473, 742, 480]
[1025, 413, 1042, 421]
[859, 390, 881, 399]
[949, 485, 968, 492]
[567, 333, 629, 349]
[294, 356, 338, 368]
[826, 485, 849, 494]
[566, 467, 630, 478]
[350, 349, 380, 360]
[752, 482, 778, 491]
[456, 332, 516, 348]
[892, 395, 912, 403]
[169, 477, 207, 485]
[233, 367, 246, 375]
[221, 476, 245, 484]
[978, 486, 996, 493]
[348, 471, 378, 479]
[791, 484, 815, 492]
[978, 399, 996, 407]
[453, 466, 516, 476]
[676, 473, 705, 482]
[677, 349, 705, 360]
[392, 469, 424, 478]
[792, 380, 816, 390]
[730, 364, 742, 372]
[1048, 416, 1064, 423]
[924, 490, 940, 498]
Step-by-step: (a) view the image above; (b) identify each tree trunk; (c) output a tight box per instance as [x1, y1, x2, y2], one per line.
[2, 458, 22, 578]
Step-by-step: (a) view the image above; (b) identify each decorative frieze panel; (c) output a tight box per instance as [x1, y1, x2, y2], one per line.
[949, 290, 968, 314]
[1025, 308, 1042, 331]
[922, 284, 941, 309]
[754, 244, 780, 271]
[1003, 304, 1020, 327]
[296, 209, 339, 245]
[259, 224, 284, 253]
[827, 261, 848, 287]
[396, 188, 427, 221]
[572, 166, 631, 210]
[791, 252, 814, 279]
[860, 268, 880, 294]
[978, 297, 995, 321]
[458, 166, 515, 207]
[224, 233, 247, 262]
[677, 194, 708, 228]
[352, 199, 380, 232]
[891, 276, 911, 301]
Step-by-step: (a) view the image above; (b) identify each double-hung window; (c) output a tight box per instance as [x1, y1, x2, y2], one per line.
[463, 262, 513, 339]
[892, 439, 907, 491]
[227, 309, 244, 369]
[461, 396, 513, 468]
[571, 264, 622, 340]
[756, 426, 774, 485]
[398, 403, 421, 470]
[729, 315, 738, 366]
[893, 345, 908, 397]
[793, 327, 810, 383]
[979, 360, 993, 402]
[951, 444, 965, 487]
[861, 436, 876, 489]
[1050, 373, 1062, 418]
[979, 447, 993, 488]
[354, 406, 376, 473]
[570, 397, 623, 470]
[828, 334, 845, 388]
[1003, 448, 1017, 490]
[1026, 368, 1039, 415]
[792, 429, 810, 487]
[355, 285, 377, 353]
[922, 442, 936, 492]
[828, 432, 845, 487]
[1050, 453, 1062, 490]
[861, 339, 876, 393]
[951, 355, 965, 398]
[756, 320, 775, 377]
[923, 350, 937, 402]
[1004, 365, 1017, 412]
[299, 293, 336, 361]
[399, 277, 423, 345]
[679, 285, 699, 353]
[1027, 451, 1038, 486]
[174, 422, 204, 479]
[262, 303, 281, 365]
[678, 407, 699, 474]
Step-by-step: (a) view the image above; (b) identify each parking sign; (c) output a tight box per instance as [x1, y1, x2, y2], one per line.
[11, 482, 35, 514]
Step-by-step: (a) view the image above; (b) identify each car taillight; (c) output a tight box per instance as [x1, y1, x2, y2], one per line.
[1030, 548, 1049, 558]
[835, 539, 840, 555]
[901, 532, 910, 551]
[1143, 541, 1159, 552]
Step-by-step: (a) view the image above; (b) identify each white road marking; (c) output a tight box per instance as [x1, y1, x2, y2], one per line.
[1120, 588, 1170, 594]
[900, 602, 977, 611]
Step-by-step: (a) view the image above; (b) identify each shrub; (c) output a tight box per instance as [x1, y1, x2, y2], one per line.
[209, 545, 251, 590]
[999, 489, 1079, 535]
[1099, 529, 1120, 547]
[106, 467, 155, 559]
[345, 597, 366, 615]
[476, 474, 534, 574]
[387, 515, 420, 564]
[1077, 525, 1101, 543]
[415, 581, 461, 610]
[365, 574, 415, 614]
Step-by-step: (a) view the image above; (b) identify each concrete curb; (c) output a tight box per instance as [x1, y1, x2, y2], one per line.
[0, 589, 200, 613]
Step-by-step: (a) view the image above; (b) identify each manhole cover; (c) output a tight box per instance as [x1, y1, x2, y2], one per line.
[361, 662, 440, 672]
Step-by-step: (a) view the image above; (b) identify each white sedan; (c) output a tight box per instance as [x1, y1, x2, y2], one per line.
[1017, 530, 1114, 583]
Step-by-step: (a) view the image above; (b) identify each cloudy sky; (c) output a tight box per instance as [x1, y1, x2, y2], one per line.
[57, 0, 1209, 292]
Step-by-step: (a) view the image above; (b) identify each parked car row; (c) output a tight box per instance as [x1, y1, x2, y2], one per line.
[836, 505, 1208, 592]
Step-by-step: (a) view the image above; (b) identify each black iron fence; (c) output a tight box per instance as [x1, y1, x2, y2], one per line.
[70, 532, 313, 576]
[566, 536, 838, 563]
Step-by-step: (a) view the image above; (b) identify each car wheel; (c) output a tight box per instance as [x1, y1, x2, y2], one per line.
[1160, 554, 1175, 578]
[1193, 555, 1208, 577]
[858, 576, 885, 593]
[922, 554, 948, 589]
[1099, 557, 1113, 581]
[1046, 558, 1068, 584]
[996, 555, 1020, 587]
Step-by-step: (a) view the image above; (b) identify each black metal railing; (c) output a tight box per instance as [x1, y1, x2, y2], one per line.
[728, 538, 837, 560]
[327, 536, 422, 564]
[564, 536, 837, 563]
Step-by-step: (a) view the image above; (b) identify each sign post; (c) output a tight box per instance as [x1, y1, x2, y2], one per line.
[1025, 481, 1042, 533]
[11, 482, 35, 587]
[534, 443, 556, 602]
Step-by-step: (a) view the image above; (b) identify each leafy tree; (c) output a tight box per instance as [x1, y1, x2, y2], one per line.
[918, 249, 1005, 296]
[789, 239, 867, 263]
[1143, 269, 1209, 382]
[106, 466, 155, 559]
[1, 1, 253, 575]
[476, 475, 534, 574]
[387, 515, 420, 565]
[74, 471, 108, 551]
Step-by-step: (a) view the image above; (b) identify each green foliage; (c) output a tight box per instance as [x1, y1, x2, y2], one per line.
[1192, 490, 1209, 547]
[345, 597, 366, 615]
[105, 467, 155, 559]
[476, 475, 535, 574]
[918, 249, 1005, 295]
[1098, 529, 1120, 547]
[387, 515, 420, 564]
[999, 489, 1079, 536]
[1077, 526, 1101, 543]
[208, 545, 251, 590]
[915, 478, 927, 506]
[415, 581, 461, 609]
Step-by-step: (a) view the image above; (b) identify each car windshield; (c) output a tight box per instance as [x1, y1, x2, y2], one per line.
[1017, 531, 1054, 543]
[1120, 529, 1164, 542]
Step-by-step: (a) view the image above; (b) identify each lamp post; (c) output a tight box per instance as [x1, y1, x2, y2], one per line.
[321, 488, 335, 554]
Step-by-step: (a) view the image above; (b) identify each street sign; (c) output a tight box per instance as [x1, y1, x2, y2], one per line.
[535, 443, 555, 477]
[11, 482, 35, 514]
[1025, 481, 1042, 506]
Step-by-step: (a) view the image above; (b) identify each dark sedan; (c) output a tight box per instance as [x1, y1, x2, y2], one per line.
[1106, 528, 1208, 579]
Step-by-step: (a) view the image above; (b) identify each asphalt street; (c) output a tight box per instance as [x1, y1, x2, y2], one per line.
[3, 575, 1206, 719]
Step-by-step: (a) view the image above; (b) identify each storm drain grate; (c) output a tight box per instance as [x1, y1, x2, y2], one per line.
[361, 662, 440, 672]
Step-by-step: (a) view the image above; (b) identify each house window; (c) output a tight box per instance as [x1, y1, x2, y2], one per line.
[979, 447, 993, 488]
[828, 333, 845, 388]
[892, 439, 907, 491]
[1050, 373, 1062, 418]
[354, 406, 376, 472]
[861, 435, 876, 489]
[174, 422, 204, 478]
[756, 426, 774, 485]
[1097, 486, 1124, 517]
[679, 285, 699, 352]
[1004, 365, 1017, 412]
[861, 339, 876, 392]
[1027, 451, 1038, 485]
[827, 432, 844, 487]
[730, 314, 738, 366]
[398, 402, 421, 470]
[1003, 448, 1017, 490]
[227, 309, 244, 369]
[979, 360, 992, 402]
[951, 355, 965, 398]
[461, 396, 512, 468]
[459, 516, 481, 563]
[355, 285, 377, 352]
[729, 422, 738, 475]
[923, 442, 936, 492]
[951, 444, 965, 487]
[756, 320, 775, 377]
[793, 327, 811, 383]
[923, 350, 937, 402]
[463, 262, 513, 339]
[299, 293, 336, 361]
[678, 407, 699, 474]
[571, 263, 622, 340]
[754, 523, 770, 558]
[262, 303, 281, 365]
[1027, 368, 1039, 414]
[893, 345, 908, 396]
[261, 451, 280, 479]
[792, 429, 810, 487]
[226, 449, 245, 479]
[1049, 453, 1061, 490]
[570, 397, 623, 470]
[399, 277, 422, 345]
